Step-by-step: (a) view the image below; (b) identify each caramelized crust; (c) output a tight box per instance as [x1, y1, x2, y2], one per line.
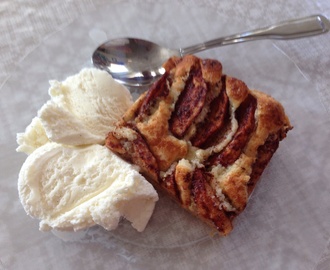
[105, 55, 292, 235]
[208, 94, 257, 167]
[191, 168, 233, 234]
[169, 68, 208, 138]
[106, 126, 159, 182]
[191, 76, 228, 148]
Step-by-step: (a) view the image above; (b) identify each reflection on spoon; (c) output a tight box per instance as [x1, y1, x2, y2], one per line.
[92, 14, 330, 87]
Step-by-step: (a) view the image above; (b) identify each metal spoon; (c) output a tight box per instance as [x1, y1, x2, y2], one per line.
[92, 14, 329, 87]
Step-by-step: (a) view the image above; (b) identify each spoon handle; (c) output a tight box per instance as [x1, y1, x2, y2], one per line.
[180, 14, 330, 55]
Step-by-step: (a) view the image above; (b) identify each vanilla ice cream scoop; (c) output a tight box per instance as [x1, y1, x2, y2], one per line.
[38, 68, 133, 146]
[18, 142, 158, 232]
[17, 68, 159, 233]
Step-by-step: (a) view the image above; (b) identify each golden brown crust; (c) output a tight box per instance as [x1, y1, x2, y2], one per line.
[105, 55, 292, 235]
[225, 76, 249, 108]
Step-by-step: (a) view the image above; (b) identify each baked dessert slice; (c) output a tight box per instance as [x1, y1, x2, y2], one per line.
[105, 55, 292, 235]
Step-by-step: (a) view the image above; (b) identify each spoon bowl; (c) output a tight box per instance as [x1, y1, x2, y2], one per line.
[92, 14, 330, 87]
[92, 38, 179, 86]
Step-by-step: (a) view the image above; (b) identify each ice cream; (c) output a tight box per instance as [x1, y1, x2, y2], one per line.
[18, 143, 158, 232]
[17, 68, 159, 232]
[39, 68, 133, 146]
[16, 117, 50, 155]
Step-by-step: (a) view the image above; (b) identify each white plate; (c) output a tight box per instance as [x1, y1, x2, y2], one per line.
[2, 0, 330, 269]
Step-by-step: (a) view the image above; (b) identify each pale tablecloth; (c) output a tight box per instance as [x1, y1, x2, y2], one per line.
[1, 0, 330, 269]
